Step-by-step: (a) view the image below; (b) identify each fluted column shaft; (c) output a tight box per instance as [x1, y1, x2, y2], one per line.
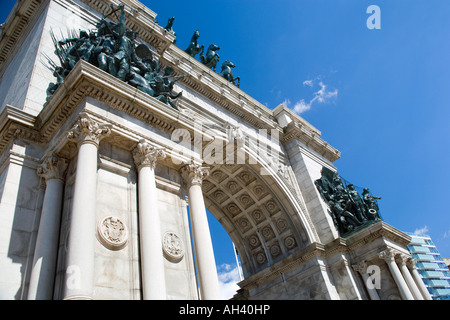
[28, 155, 68, 300]
[133, 140, 167, 300]
[63, 113, 111, 300]
[181, 163, 220, 300]
[379, 249, 414, 300]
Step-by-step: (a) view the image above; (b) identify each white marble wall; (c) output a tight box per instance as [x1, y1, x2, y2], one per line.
[155, 173, 198, 300]
[286, 140, 339, 244]
[0, 6, 47, 115]
[0, 144, 43, 299]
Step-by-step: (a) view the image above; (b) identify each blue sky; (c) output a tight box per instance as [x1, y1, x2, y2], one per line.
[142, 0, 450, 297]
[2, 0, 450, 299]
[144, 0, 450, 240]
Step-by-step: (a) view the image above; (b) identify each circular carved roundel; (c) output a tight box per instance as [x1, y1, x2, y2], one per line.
[162, 232, 185, 262]
[97, 216, 128, 250]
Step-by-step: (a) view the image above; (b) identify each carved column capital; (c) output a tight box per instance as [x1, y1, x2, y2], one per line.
[37, 154, 69, 183]
[67, 113, 112, 147]
[395, 254, 410, 267]
[180, 162, 210, 188]
[378, 248, 397, 263]
[406, 257, 418, 270]
[132, 139, 166, 170]
[352, 260, 368, 274]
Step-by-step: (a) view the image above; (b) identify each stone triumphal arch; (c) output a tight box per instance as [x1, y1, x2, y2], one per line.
[0, 0, 431, 300]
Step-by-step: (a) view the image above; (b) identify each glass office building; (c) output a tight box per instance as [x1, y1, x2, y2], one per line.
[407, 233, 450, 300]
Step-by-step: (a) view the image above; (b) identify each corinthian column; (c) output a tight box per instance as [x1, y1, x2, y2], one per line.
[396, 254, 423, 300]
[180, 162, 220, 300]
[379, 248, 414, 300]
[28, 155, 68, 300]
[133, 139, 167, 300]
[407, 258, 433, 300]
[63, 113, 111, 300]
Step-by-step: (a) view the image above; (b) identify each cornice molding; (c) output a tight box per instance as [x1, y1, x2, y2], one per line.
[0, 105, 41, 156]
[36, 60, 195, 142]
[283, 120, 341, 162]
[161, 45, 278, 131]
[0, 0, 48, 74]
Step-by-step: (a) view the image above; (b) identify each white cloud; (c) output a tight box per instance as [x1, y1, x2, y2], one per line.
[313, 81, 338, 103]
[302, 79, 313, 87]
[413, 225, 429, 236]
[293, 99, 312, 114]
[282, 79, 338, 115]
[443, 230, 450, 239]
[217, 263, 241, 300]
[282, 98, 291, 107]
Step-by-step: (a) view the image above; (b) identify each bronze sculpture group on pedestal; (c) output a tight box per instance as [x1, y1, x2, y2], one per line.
[315, 167, 382, 236]
[45, 4, 184, 109]
[45, 3, 243, 108]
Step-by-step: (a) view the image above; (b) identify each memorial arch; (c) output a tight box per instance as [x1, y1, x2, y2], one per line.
[0, 0, 432, 300]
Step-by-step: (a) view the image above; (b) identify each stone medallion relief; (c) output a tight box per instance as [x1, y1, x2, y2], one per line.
[97, 216, 128, 250]
[162, 231, 185, 262]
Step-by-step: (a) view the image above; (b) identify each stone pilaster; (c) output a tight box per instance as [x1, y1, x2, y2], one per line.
[28, 154, 68, 300]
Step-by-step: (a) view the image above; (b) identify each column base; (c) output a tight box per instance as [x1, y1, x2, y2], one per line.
[63, 295, 94, 300]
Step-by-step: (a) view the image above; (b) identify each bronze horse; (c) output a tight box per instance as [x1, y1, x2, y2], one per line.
[185, 30, 204, 58]
[220, 60, 240, 88]
[200, 44, 220, 71]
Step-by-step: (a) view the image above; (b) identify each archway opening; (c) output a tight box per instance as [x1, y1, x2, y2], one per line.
[207, 209, 243, 299]
[202, 162, 311, 284]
